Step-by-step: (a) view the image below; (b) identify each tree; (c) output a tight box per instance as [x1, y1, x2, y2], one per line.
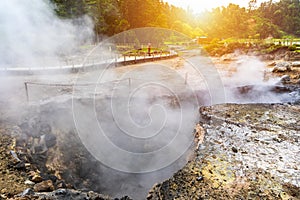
[50, 0, 86, 18]
[257, 0, 300, 37]
[50, 0, 300, 39]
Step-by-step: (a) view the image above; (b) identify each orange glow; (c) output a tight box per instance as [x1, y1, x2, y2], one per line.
[163, 0, 272, 13]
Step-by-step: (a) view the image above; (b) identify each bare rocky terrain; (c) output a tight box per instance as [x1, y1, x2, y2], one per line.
[148, 103, 300, 200]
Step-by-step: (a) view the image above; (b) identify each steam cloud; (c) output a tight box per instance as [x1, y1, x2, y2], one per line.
[0, 0, 94, 68]
[222, 55, 294, 103]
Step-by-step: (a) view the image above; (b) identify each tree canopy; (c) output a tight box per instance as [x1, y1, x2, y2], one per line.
[50, 0, 300, 39]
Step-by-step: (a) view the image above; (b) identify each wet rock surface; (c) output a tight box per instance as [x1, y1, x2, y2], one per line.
[148, 103, 300, 199]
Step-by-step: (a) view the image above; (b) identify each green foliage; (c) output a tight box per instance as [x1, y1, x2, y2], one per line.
[288, 45, 297, 51]
[259, 43, 285, 54]
[256, 0, 300, 37]
[202, 42, 223, 56]
[49, 0, 300, 39]
[203, 40, 256, 56]
[50, 0, 86, 18]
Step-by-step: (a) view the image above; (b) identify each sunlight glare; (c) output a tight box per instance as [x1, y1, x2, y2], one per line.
[163, 0, 268, 13]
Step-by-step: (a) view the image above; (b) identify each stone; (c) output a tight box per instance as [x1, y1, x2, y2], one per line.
[14, 161, 26, 170]
[20, 188, 34, 196]
[56, 180, 67, 189]
[272, 62, 291, 73]
[31, 174, 43, 183]
[24, 179, 35, 185]
[10, 150, 21, 162]
[280, 75, 290, 83]
[291, 61, 300, 68]
[231, 146, 238, 153]
[33, 180, 54, 192]
[25, 163, 31, 168]
[42, 133, 56, 148]
[54, 189, 67, 195]
[1, 188, 7, 193]
[267, 61, 276, 67]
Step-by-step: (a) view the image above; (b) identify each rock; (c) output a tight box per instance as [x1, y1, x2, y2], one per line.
[56, 180, 67, 189]
[32, 144, 46, 154]
[42, 133, 56, 148]
[87, 191, 117, 200]
[267, 61, 276, 66]
[14, 162, 26, 170]
[33, 180, 54, 192]
[31, 174, 43, 183]
[19, 188, 35, 197]
[272, 62, 291, 73]
[24, 163, 31, 168]
[54, 188, 67, 195]
[231, 146, 238, 153]
[1, 188, 7, 193]
[291, 61, 300, 68]
[10, 150, 21, 162]
[24, 180, 35, 185]
[280, 75, 291, 83]
[31, 133, 56, 154]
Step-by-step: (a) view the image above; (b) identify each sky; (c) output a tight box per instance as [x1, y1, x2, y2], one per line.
[163, 0, 268, 13]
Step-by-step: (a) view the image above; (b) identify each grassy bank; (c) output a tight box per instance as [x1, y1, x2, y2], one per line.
[202, 38, 300, 56]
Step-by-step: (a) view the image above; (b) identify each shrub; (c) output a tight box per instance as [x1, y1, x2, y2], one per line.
[288, 45, 297, 51]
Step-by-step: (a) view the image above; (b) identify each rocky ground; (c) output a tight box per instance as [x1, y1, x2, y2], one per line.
[0, 120, 132, 200]
[148, 103, 300, 200]
[2, 101, 299, 200]
[0, 48, 299, 199]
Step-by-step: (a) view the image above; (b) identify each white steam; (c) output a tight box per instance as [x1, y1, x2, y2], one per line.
[0, 0, 94, 68]
[227, 56, 266, 85]
[222, 56, 293, 103]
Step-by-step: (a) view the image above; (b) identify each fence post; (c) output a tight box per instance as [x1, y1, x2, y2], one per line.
[24, 82, 29, 102]
[128, 78, 131, 91]
[184, 72, 188, 85]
